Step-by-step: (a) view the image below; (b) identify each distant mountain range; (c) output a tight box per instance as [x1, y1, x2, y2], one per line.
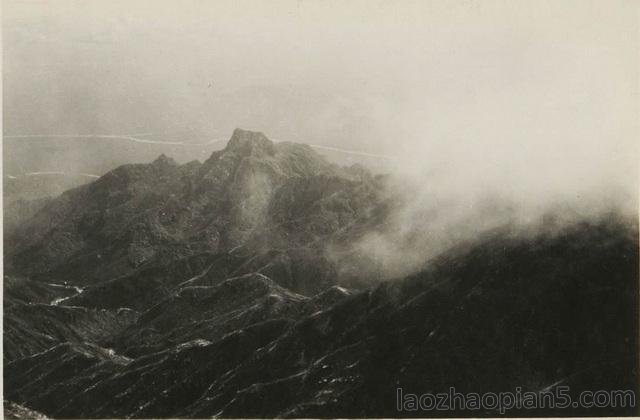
[4, 129, 638, 418]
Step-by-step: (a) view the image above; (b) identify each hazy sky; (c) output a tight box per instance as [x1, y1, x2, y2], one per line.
[3, 0, 638, 201]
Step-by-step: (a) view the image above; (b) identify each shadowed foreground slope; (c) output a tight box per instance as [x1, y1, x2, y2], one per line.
[5, 212, 638, 418]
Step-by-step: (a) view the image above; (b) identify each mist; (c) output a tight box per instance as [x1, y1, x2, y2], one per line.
[4, 0, 638, 276]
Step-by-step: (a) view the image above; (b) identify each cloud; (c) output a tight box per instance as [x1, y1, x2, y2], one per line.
[4, 0, 637, 278]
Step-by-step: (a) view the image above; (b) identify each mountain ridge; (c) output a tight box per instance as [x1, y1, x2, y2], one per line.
[5, 129, 385, 295]
[4, 128, 638, 418]
[4, 215, 637, 417]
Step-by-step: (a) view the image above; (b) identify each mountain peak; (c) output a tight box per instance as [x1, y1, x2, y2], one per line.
[152, 154, 177, 167]
[225, 128, 275, 156]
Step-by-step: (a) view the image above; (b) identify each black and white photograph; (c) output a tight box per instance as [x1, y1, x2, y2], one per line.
[2, 0, 638, 418]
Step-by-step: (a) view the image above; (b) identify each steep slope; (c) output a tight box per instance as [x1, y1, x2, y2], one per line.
[5, 215, 637, 418]
[3, 197, 53, 239]
[182, 216, 639, 418]
[5, 129, 383, 295]
[3, 172, 96, 239]
[4, 271, 354, 418]
[3, 277, 138, 362]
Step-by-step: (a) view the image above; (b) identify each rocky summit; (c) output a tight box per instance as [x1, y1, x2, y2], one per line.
[3, 130, 638, 418]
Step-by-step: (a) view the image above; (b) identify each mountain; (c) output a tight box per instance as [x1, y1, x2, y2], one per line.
[4, 129, 638, 418]
[3, 173, 96, 239]
[5, 129, 385, 295]
[4, 215, 637, 417]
